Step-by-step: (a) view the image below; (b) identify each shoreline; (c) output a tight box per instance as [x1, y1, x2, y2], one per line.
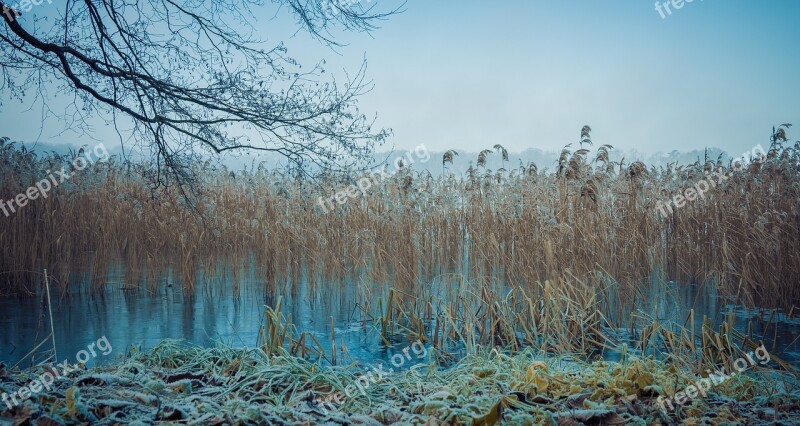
[1, 340, 798, 425]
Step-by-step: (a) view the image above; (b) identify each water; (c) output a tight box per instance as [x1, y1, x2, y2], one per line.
[0, 267, 397, 369]
[1, 269, 798, 370]
[604, 280, 800, 364]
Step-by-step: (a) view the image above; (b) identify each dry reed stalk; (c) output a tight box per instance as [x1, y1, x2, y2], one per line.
[330, 316, 336, 365]
[43, 269, 57, 362]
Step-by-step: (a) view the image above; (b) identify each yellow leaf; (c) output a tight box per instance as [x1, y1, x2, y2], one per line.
[635, 372, 654, 389]
[472, 400, 502, 426]
[526, 361, 547, 382]
[534, 375, 549, 392]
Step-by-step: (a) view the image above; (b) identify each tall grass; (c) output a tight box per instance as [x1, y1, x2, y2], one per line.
[0, 131, 798, 312]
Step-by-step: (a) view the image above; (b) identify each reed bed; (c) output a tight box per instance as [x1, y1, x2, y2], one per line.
[260, 270, 797, 379]
[1, 134, 798, 309]
[2, 133, 799, 363]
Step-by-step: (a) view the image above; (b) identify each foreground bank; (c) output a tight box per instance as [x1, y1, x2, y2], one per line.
[1, 340, 798, 425]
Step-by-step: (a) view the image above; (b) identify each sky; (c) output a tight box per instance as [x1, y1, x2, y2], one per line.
[2, 0, 800, 158]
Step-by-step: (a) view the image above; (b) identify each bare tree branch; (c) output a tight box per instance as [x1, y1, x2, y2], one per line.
[0, 0, 398, 188]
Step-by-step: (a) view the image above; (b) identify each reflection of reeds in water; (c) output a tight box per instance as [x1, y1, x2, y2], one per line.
[0, 133, 798, 310]
[255, 271, 798, 376]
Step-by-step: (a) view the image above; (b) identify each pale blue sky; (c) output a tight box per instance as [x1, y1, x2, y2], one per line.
[2, 0, 799, 157]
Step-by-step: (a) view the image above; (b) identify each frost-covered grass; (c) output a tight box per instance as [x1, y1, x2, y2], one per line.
[1, 340, 798, 425]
